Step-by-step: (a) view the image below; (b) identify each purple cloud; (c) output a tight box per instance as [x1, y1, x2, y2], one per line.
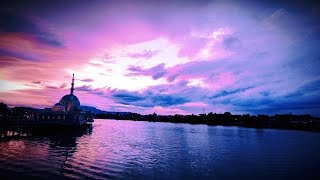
[127, 63, 167, 80]
[81, 79, 94, 82]
[127, 50, 159, 59]
[0, 10, 63, 47]
[112, 90, 189, 107]
[31, 81, 41, 84]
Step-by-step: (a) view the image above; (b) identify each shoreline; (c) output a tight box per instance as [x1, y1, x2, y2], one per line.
[1, 112, 320, 134]
[95, 116, 320, 133]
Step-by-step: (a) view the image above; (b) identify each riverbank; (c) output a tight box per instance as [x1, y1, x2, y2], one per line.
[0, 124, 92, 140]
[95, 113, 320, 132]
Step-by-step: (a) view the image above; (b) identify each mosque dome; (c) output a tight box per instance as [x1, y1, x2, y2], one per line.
[55, 74, 81, 112]
[60, 95, 80, 104]
[59, 94, 80, 111]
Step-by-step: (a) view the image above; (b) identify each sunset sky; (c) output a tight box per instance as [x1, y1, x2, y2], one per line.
[0, 0, 319, 115]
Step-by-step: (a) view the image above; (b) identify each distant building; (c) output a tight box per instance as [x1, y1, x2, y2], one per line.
[31, 74, 94, 126]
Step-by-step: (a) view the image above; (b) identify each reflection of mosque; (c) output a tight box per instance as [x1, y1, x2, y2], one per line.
[48, 126, 92, 159]
[32, 74, 94, 126]
[0, 125, 93, 179]
[37, 125, 93, 177]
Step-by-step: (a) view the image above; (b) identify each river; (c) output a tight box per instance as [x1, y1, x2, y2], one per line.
[0, 119, 319, 179]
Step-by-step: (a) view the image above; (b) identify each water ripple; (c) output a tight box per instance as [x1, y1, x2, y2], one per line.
[1, 120, 320, 179]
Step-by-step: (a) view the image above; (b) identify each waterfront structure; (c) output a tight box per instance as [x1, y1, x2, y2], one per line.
[32, 74, 94, 126]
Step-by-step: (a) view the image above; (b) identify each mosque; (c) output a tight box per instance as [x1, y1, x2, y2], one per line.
[32, 74, 94, 126]
[52, 74, 81, 112]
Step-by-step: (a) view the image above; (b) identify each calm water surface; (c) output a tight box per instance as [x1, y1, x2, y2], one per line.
[1, 119, 320, 179]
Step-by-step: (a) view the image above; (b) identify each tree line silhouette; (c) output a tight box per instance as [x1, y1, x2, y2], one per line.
[1, 102, 320, 132]
[97, 111, 320, 132]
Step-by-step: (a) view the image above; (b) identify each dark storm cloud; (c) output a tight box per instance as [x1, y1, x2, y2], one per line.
[1, 0, 318, 19]
[210, 86, 255, 99]
[152, 94, 189, 107]
[113, 93, 146, 102]
[231, 96, 320, 115]
[112, 90, 189, 107]
[0, 11, 63, 47]
[285, 80, 320, 99]
[214, 79, 320, 115]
